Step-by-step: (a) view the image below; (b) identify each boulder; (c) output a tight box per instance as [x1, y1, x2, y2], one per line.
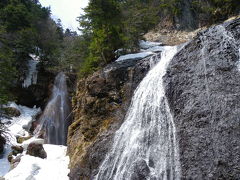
[16, 136, 32, 144]
[11, 145, 23, 155]
[3, 107, 21, 117]
[26, 143, 47, 159]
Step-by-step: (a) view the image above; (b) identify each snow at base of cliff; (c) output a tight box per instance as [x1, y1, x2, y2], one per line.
[2, 102, 41, 144]
[1, 102, 70, 180]
[4, 144, 69, 180]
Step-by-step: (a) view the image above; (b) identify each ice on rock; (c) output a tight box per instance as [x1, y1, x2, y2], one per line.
[116, 40, 163, 62]
[22, 54, 40, 88]
[116, 52, 155, 62]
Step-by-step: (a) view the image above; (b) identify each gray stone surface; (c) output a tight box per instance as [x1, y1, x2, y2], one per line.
[164, 18, 240, 179]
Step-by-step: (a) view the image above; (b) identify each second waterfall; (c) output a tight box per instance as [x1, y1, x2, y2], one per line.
[34, 72, 71, 145]
[95, 46, 181, 180]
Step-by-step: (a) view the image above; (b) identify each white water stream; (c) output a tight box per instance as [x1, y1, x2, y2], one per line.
[34, 72, 71, 145]
[95, 46, 181, 180]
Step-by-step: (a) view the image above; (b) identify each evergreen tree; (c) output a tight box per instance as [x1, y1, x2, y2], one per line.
[0, 0, 63, 104]
[78, 0, 125, 76]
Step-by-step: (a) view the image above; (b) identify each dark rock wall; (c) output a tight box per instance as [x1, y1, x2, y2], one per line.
[0, 134, 6, 154]
[164, 18, 240, 179]
[67, 55, 159, 180]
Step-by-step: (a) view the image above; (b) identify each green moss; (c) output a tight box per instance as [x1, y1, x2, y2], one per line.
[16, 136, 32, 144]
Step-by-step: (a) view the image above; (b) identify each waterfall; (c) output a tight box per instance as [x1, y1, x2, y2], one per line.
[34, 72, 71, 145]
[95, 46, 181, 180]
[22, 54, 40, 88]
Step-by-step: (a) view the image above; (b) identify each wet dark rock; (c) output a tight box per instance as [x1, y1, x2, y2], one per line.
[11, 145, 23, 155]
[129, 159, 150, 180]
[26, 143, 47, 159]
[0, 135, 6, 154]
[8, 152, 13, 162]
[164, 18, 240, 179]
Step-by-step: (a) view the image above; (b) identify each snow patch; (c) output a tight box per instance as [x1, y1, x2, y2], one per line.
[116, 52, 155, 62]
[2, 102, 41, 144]
[4, 145, 69, 180]
[116, 40, 163, 62]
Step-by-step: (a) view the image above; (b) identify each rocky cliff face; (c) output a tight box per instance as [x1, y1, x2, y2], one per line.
[164, 18, 240, 179]
[68, 56, 158, 179]
[68, 18, 240, 179]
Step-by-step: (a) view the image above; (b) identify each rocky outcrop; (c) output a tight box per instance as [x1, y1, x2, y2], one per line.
[26, 143, 47, 159]
[67, 55, 159, 179]
[3, 107, 21, 117]
[164, 18, 240, 179]
[11, 146, 23, 155]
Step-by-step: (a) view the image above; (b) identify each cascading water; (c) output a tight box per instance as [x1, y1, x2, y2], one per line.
[95, 46, 181, 180]
[34, 72, 71, 145]
[22, 54, 40, 88]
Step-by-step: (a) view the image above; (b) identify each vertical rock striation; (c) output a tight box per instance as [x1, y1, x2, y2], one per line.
[164, 18, 240, 179]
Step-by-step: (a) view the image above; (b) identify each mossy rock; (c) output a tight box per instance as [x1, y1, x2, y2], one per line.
[16, 136, 32, 144]
[8, 152, 13, 162]
[3, 107, 21, 117]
